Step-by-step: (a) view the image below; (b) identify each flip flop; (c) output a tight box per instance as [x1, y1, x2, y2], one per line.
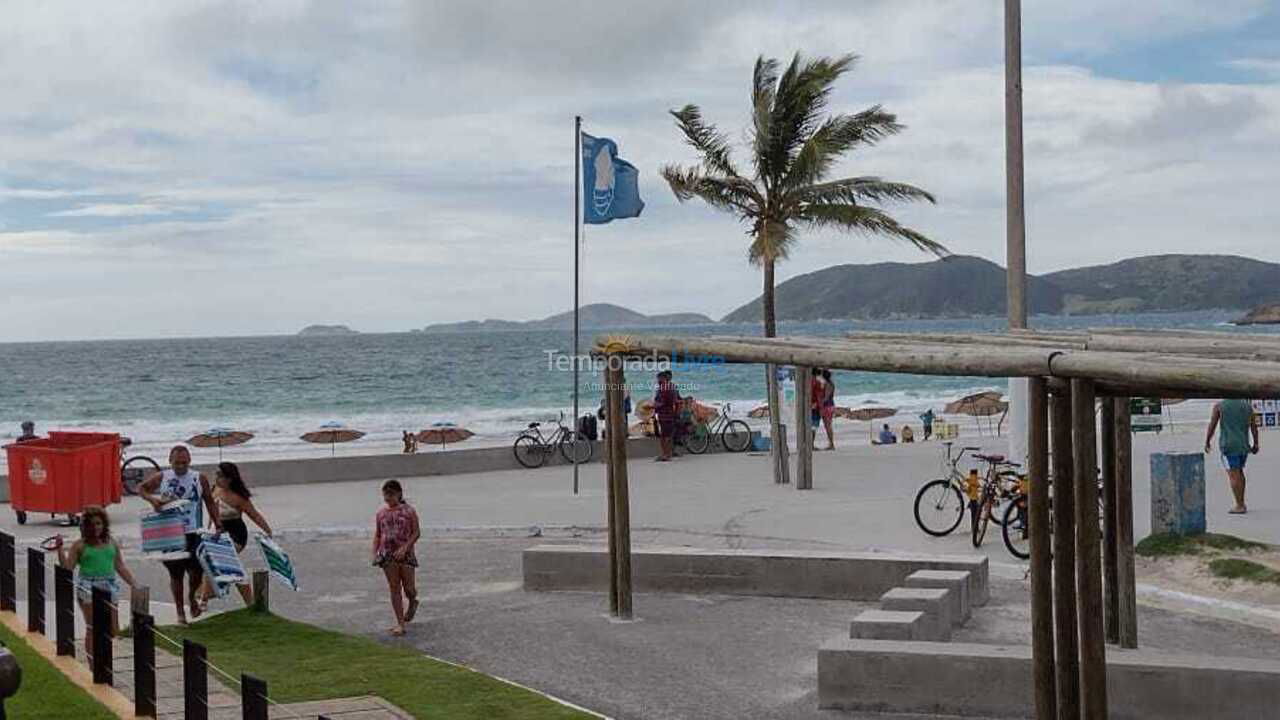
[1228, 508, 1248, 515]
[389, 626, 406, 636]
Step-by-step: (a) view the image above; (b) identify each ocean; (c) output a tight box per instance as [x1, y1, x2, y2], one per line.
[0, 310, 1271, 470]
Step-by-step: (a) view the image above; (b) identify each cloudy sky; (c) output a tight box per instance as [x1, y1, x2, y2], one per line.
[2, 1, 1279, 341]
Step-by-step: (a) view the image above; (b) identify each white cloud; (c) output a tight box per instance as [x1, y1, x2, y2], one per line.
[1225, 58, 1280, 78]
[48, 203, 190, 218]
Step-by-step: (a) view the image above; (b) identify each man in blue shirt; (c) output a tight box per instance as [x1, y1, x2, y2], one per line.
[875, 424, 897, 445]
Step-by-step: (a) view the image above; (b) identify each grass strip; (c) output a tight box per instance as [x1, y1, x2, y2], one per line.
[1208, 558, 1280, 585]
[158, 609, 593, 719]
[0, 623, 116, 720]
[1135, 532, 1269, 557]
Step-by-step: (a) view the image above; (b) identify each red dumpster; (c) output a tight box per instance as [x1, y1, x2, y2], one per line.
[4, 431, 122, 526]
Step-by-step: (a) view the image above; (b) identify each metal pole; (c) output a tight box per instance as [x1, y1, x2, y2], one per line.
[1050, 388, 1079, 720]
[183, 639, 208, 720]
[26, 549, 43, 635]
[0, 533, 14, 613]
[134, 613, 156, 718]
[1028, 377, 1056, 719]
[54, 566, 75, 657]
[1004, 0, 1026, 329]
[91, 587, 112, 685]
[242, 674, 269, 720]
[1072, 378, 1108, 719]
[573, 114, 582, 496]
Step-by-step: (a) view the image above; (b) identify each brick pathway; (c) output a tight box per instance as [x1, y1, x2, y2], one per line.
[81, 637, 411, 719]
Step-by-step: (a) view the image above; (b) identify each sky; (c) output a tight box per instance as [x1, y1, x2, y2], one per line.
[1, 0, 1279, 341]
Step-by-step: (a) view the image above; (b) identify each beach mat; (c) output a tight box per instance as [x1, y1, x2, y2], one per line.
[195, 531, 247, 598]
[256, 534, 299, 591]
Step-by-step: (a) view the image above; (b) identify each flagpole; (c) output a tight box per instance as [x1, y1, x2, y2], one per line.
[573, 115, 582, 495]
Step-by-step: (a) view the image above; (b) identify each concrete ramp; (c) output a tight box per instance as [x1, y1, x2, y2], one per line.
[522, 544, 988, 603]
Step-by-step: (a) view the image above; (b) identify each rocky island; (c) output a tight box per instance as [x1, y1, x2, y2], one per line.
[297, 324, 359, 336]
[1235, 303, 1280, 325]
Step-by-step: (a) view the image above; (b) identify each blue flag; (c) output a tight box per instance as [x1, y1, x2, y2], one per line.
[581, 133, 644, 224]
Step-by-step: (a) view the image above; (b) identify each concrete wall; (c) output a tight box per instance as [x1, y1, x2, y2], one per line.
[523, 544, 989, 602]
[818, 638, 1280, 720]
[0, 435, 673, 503]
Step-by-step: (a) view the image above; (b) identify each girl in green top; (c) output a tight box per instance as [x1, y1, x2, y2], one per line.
[54, 505, 137, 658]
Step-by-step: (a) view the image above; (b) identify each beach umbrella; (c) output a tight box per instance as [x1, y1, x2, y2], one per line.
[747, 405, 770, 419]
[187, 427, 254, 461]
[300, 422, 365, 456]
[944, 391, 1004, 415]
[417, 422, 474, 451]
[840, 406, 897, 422]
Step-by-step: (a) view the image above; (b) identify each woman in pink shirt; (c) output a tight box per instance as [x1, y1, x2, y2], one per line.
[372, 479, 421, 636]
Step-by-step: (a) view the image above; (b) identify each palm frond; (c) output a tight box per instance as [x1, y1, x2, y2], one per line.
[793, 176, 936, 209]
[798, 204, 947, 257]
[760, 53, 857, 185]
[670, 105, 742, 179]
[751, 56, 780, 187]
[660, 164, 762, 218]
[781, 106, 903, 191]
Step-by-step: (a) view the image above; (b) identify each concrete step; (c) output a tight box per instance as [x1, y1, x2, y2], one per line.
[903, 569, 971, 623]
[849, 609, 927, 640]
[879, 587, 952, 641]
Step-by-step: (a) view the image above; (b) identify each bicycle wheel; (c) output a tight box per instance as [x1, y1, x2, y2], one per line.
[913, 479, 966, 537]
[685, 427, 710, 455]
[972, 492, 994, 548]
[1002, 498, 1031, 560]
[559, 430, 593, 465]
[721, 420, 752, 452]
[513, 435, 546, 468]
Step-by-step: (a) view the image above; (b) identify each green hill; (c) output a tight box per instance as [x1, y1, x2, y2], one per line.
[1042, 254, 1280, 314]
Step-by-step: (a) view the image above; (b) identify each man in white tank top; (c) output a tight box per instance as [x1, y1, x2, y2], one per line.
[141, 445, 221, 625]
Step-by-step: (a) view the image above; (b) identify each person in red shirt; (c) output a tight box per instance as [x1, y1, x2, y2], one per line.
[654, 370, 680, 461]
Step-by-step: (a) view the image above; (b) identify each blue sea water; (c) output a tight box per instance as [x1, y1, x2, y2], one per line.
[0, 310, 1268, 467]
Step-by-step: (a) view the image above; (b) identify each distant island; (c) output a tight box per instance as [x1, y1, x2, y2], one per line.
[297, 324, 359, 336]
[723, 254, 1280, 322]
[1235, 303, 1280, 325]
[422, 303, 715, 333]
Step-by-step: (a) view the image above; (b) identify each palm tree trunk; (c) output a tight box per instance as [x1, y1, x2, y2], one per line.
[762, 257, 789, 484]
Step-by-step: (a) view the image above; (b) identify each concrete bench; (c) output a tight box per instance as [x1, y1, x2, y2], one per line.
[849, 610, 927, 641]
[879, 587, 952, 641]
[522, 544, 988, 602]
[818, 638, 1280, 720]
[903, 569, 971, 622]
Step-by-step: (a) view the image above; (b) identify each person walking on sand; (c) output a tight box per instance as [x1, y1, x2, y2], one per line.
[372, 479, 420, 636]
[1205, 398, 1260, 514]
[919, 409, 936, 441]
[140, 445, 221, 625]
[53, 506, 137, 658]
[197, 462, 273, 608]
[654, 370, 680, 461]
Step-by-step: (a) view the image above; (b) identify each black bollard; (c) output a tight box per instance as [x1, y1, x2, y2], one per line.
[91, 587, 112, 685]
[54, 566, 75, 657]
[183, 639, 208, 720]
[0, 533, 14, 613]
[133, 613, 156, 718]
[25, 549, 43, 635]
[0, 644, 21, 720]
[241, 674, 268, 720]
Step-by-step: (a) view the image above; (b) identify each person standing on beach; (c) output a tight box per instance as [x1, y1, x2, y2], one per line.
[140, 445, 221, 625]
[1205, 398, 1260, 514]
[820, 369, 837, 451]
[654, 370, 680, 461]
[373, 479, 421, 636]
[919, 409, 935, 441]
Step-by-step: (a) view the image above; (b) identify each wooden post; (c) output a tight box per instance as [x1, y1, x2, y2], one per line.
[1072, 378, 1107, 718]
[604, 366, 620, 616]
[1114, 397, 1138, 648]
[91, 586, 112, 685]
[1050, 387, 1079, 720]
[794, 366, 813, 490]
[242, 673, 269, 720]
[54, 565, 76, 657]
[1100, 398, 1120, 645]
[605, 362, 633, 619]
[130, 585, 150, 618]
[1028, 377, 1056, 719]
[766, 365, 790, 485]
[26, 548, 44, 635]
[183, 639, 209, 720]
[0, 532, 14, 613]
[251, 570, 270, 613]
[1005, 0, 1027, 329]
[133, 612, 156, 718]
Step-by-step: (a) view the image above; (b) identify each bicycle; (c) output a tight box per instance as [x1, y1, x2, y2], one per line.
[970, 452, 1023, 548]
[512, 412, 593, 469]
[913, 442, 982, 537]
[1001, 472, 1106, 560]
[119, 436, 160, 496]
[682, 403, 752, 455]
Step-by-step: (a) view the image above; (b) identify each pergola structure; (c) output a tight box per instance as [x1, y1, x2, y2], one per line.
[595, 327, 1280, 720]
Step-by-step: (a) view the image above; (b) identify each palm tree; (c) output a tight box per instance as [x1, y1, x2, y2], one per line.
[662, 52, 945, 482]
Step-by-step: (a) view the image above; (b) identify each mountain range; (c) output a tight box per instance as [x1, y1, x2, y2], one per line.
[421, 303, 715, 333]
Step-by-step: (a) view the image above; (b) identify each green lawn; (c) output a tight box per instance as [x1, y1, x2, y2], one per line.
[0, 623, 115, 720]
[1208, 557, 1280, 585]
[1135, 532, 1269, 557]
[158, 610, 593, 720]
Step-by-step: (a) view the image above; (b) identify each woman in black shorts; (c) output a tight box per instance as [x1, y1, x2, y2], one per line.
[200, 462, 273, 607]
